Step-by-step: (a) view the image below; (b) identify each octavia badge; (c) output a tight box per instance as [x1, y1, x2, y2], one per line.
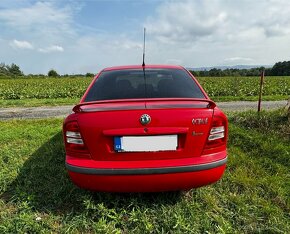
[140, 114, 151, 125]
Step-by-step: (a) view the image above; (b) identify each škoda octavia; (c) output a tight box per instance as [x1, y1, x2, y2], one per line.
[63, 65, 228, 192]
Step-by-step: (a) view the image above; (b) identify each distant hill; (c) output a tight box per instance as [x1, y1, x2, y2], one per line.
[188, 65, 273, 71]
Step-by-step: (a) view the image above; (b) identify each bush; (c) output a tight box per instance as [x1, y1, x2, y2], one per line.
[48, 69, 59, 77]
[85, 73, 94, 77]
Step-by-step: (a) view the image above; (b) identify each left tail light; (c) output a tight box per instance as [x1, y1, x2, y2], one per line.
[63, 121, 90, 156]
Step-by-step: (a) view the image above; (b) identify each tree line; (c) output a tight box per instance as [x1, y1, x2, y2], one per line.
[190, 61, 290, 77]
[0, 64, 94, 78]
[0, 63, 23, 76]
[1, 61, 290, 78]
[47, 69, 94, 78]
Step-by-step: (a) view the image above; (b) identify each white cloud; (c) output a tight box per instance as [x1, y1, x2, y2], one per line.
[224, 57, 254, 65]
[0, 1, 76, 42]
[225, 57, 254, 62]
[165, 59, 183, 65]
[145, 0, 227, 45]
[38, 45, 64, 53]
[0, 2, 71, 28]
[145, 0, 290, 45]
[9, 39, 33, 49]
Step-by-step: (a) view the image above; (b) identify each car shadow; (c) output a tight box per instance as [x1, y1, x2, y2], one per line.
[3, 131, 185, 215]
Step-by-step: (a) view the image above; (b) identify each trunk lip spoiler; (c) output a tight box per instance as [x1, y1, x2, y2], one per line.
[73, 98, 216, 113]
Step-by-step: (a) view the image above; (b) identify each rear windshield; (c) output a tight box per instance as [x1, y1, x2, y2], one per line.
[84, 68, 205, 102]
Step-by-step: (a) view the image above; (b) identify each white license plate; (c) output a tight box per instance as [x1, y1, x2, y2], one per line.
[114, 135, 177, 152]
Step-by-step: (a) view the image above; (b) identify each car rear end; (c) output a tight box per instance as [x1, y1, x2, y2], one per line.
[63, 65, 228, 192]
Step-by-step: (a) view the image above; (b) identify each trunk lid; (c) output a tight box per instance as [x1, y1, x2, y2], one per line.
[76, 99, 214, 161]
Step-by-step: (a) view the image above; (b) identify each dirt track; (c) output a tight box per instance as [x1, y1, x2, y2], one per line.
[0, 100, 287, 120]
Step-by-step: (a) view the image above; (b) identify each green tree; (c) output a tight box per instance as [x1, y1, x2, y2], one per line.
[0, 63, 23, 77]
[271, 61, 290, 76]
[7, 63, 23, 76]
[85, 72, 94, 77]
[209, 68, 223, 77]
[0, 63, 9, 76]
[48, 69, 59, 77]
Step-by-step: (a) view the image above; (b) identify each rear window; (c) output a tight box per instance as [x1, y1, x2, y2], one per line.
[84, 68, 205, 102]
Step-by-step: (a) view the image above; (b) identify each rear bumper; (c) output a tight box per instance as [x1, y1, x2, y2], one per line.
[66, 157, 227, 175]
[66, 153, 227, 192]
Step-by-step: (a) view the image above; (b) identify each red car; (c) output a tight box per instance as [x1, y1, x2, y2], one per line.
[63, 65, 228, 192]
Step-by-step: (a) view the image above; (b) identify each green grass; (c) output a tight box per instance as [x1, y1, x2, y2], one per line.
[0, 96, 288, 108]
[0, 76, 289, 107]
[0, 110, 289, 233]
[0, 98, 80, 107]
[211, 95, 289, 102]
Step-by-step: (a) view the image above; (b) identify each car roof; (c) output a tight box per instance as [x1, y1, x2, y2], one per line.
[102, 65, 185, 72]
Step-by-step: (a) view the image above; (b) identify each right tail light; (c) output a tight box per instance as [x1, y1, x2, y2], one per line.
[204, 114, 228, 152]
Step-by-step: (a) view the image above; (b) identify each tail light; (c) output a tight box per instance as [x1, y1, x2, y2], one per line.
[64, 121, 90, 156]
[204, 115, 227, 150]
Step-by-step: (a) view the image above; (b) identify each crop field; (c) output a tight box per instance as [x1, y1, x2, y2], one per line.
[0, 77, 91, 100]
[197, 76, 290, 99]
[0, 110, 289, 233]
[0, 76, 289, 107]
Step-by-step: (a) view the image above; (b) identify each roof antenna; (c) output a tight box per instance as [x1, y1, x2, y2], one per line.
[142, 27, 146, 67]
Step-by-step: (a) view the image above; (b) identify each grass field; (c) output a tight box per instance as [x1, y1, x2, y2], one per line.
[0, 110, 289, 233]
[0, 76, 289, 107]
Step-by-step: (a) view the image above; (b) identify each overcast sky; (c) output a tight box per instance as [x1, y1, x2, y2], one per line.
[1, 0, 290, 74]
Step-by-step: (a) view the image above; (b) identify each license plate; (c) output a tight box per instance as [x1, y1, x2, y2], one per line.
[114, 135, 177, 152]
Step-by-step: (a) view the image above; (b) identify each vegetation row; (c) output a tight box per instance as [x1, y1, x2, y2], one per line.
[1, 60, 290, 78]
[190, 61, 290, 77]
[0, 76, 289, 100]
